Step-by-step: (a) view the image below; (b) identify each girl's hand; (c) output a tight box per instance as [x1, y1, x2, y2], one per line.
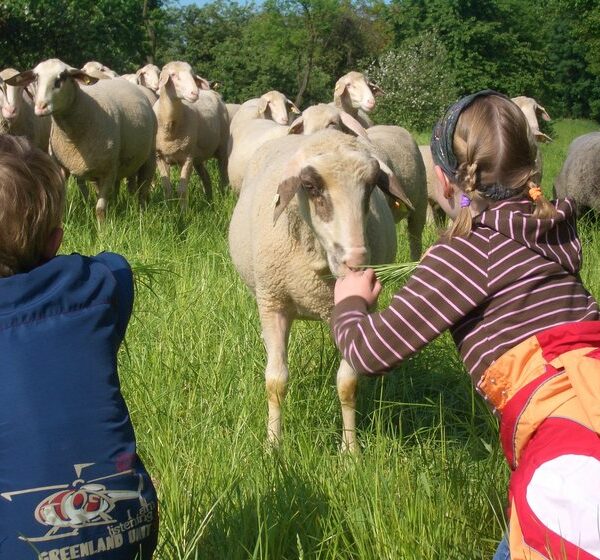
[334, 268, 382, 306]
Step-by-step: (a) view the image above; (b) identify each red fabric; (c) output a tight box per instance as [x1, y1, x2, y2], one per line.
[536, 321, 600, 362]
[509, 417, 600, 559]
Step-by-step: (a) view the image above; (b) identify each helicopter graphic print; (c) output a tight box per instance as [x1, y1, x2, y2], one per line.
[1, 463, 147, 543]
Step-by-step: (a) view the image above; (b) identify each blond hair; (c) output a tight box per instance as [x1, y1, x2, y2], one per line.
[0, 135, 65, 277]
[448, 95, 556, 238]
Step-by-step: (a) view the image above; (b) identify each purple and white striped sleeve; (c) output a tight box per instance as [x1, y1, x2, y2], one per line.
[330, 237, 489, 374]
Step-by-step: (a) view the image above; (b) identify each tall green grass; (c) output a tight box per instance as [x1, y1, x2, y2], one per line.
[60, 119, 598, 559]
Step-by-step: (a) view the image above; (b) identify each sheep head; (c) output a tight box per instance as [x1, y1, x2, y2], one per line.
[333, 71, 376, 113]
[511, 96, 552, 143]
[272, 130, 407, 276]
[0, 68, 23, 121]
[5, 59, 99, 117]
[288, 104, 369, 138]
[158, 61, 203, 103]
[81, 61, 118, 80]
[258, 90, 300, 126]
[135, 64, 161, 92]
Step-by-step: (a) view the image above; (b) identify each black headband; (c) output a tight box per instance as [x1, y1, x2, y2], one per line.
[430, 89, 510, 180]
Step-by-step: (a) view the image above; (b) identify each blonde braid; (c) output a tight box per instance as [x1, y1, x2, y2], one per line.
[447, 162, 478, 238]
[526, 179, 557, 219]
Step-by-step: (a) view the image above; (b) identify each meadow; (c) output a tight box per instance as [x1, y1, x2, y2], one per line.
[61, 119, 600, 559]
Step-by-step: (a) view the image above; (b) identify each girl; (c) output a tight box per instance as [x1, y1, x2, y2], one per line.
[331, 90, 600, 560]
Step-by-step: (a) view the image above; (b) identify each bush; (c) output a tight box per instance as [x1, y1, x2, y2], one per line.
[365, 31, 459, 133]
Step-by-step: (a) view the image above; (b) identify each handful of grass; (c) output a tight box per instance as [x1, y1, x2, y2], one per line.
[363, 261, 419, 285]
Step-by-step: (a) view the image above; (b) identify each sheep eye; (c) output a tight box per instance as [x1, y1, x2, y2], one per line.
[54, 78, 62, 89]
[303, 182, 320, 196]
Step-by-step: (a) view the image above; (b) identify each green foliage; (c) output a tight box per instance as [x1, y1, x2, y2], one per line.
[0, 0, 165, 72]
[543, 0, 600, 121]
[365, 32, 459, 130]
[0, 0, 598, 124]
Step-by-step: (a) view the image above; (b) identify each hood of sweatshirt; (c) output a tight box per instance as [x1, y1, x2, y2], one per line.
[473, 197, 581, 275]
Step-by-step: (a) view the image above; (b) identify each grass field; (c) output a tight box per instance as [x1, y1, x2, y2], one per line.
[61, 118, 599, 559]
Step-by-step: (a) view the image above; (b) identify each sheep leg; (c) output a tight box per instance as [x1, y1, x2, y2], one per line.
[178, 158, 194, 211]
[336, 359, 359, 453]
[136, 154, 156, 209]
[260, 308, 291, 446]
[157, 158, 173, 199]
[216, 145, 229, 194]
[95, 174, 116, 223]
[407, 213, 424, 261]
[193, 160, 213, 202]
[76, 177, 89, 201]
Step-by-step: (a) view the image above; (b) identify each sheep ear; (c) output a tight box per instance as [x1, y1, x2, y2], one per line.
[375, 161, 414, 212]
[66, 69, 99, 85]
[535, 131, 553, 143]
[287, 116, 304, 135]
[194, 75, 211, 90]
[286, 98, 301, 114]
[334, 79, 348, 98]
[536, 103, 551, 122]
[158, 73, 171, 90]
[258, 97, 269, 116]
[368, 81, 385, 96]
[273, 176, 302, 224]
[4, 70, 36, 88]
[339, 111, 368, 138]
[136, 69, 147, 87]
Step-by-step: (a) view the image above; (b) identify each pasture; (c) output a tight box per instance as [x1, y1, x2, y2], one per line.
[61, 118, 600, 559]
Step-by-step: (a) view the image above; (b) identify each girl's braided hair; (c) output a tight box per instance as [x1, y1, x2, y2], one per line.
[431, 91, 556, 238]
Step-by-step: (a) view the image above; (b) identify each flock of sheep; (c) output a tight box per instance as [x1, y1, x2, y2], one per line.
[0, 58, 598, 448]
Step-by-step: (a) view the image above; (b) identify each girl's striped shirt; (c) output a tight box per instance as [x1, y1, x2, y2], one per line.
[331, 198, 599, 386]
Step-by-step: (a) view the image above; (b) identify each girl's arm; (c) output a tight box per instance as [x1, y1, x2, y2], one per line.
[331, 236, 489, 374]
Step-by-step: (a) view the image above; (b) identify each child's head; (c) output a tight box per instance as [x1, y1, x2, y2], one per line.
[431, 90, 556, 237]
[0, 135, 65, 277]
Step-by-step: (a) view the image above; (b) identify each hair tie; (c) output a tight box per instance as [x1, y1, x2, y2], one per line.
[460, 193, 471, 208]
[528, 186, 542, 201]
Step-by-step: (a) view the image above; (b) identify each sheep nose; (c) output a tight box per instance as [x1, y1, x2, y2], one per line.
[35, 101, 48, 115]
[364, 97, 375, 110]
[1, 105, 16, 119]
[342, 247, 369, 270]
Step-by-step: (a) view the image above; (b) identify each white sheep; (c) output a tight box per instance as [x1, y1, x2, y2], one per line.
[135, 64, 161, 92]
[553, 132, 600, 215]
[288, 105, 425, 260]
[227, 90, 300, 193]
[0, 68, 51, 151]
[6, 59, 157, 221]
[332, 71, 383, 129]
[418, 144, 447, 226]
[229, 128, 405, 451]
[363, 125, 427, 260]
[226, 103, 241, 123]
[154, 61, 229, 207]
[511, 96, 552, 143]
[511, 96, 552, 185]
[81, 61, 119, 79]
[287, 103, 369, 138]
